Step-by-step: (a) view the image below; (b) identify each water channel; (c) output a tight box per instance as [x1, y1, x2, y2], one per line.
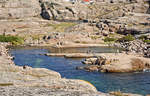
[10, 46, 150, 95]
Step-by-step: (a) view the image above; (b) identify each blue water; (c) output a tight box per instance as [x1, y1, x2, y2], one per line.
[10, 47, 150, 95]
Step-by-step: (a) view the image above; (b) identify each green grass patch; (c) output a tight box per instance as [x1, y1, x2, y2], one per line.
[0, 35, 24, 45]
[45, 22, 77, 32]
[143, 40, 150, 43]
[139, 35, 147, 40]
[138, 35, 150, 43]
[104, 37, 117, 42]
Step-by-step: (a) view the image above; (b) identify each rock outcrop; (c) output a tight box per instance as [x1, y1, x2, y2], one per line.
[40, 1, 78, 20]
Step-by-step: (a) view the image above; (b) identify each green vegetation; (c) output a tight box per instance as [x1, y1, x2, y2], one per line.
[143, 40, 150, 43]
[118, 34, 135, 42]
[104, 37, 117, 42]
[45, 22, 77, 32]
[0, 35, 24, 45]
[139, 35, 147, 40]
[138, 35, 150, 43]
[104, 34, 135, 43]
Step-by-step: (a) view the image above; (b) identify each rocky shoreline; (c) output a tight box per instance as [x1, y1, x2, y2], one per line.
[0, 43, 107, 96]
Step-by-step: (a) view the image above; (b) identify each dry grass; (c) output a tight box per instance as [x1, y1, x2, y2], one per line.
[31, 34, 44, 40]
[44, 22, 77, 32]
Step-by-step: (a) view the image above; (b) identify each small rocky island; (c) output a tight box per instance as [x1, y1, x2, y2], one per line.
[80, 53, 150, 72]
[0, 0, 150, 95]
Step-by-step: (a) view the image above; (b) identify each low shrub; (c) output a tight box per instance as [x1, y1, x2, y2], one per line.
[0, 35, 24, 45]
[139, 35, 147, 40]
[143, 40, 150, 43]
[118, 34, 135, 42]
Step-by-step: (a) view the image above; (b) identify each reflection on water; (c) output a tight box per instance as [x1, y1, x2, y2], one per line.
[10, 47, 150, 95]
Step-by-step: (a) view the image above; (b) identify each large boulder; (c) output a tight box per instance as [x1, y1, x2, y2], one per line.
[40, 2, 78, 20]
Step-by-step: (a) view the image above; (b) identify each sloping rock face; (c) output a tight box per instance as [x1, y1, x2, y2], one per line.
[0, 0, 41, 19]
